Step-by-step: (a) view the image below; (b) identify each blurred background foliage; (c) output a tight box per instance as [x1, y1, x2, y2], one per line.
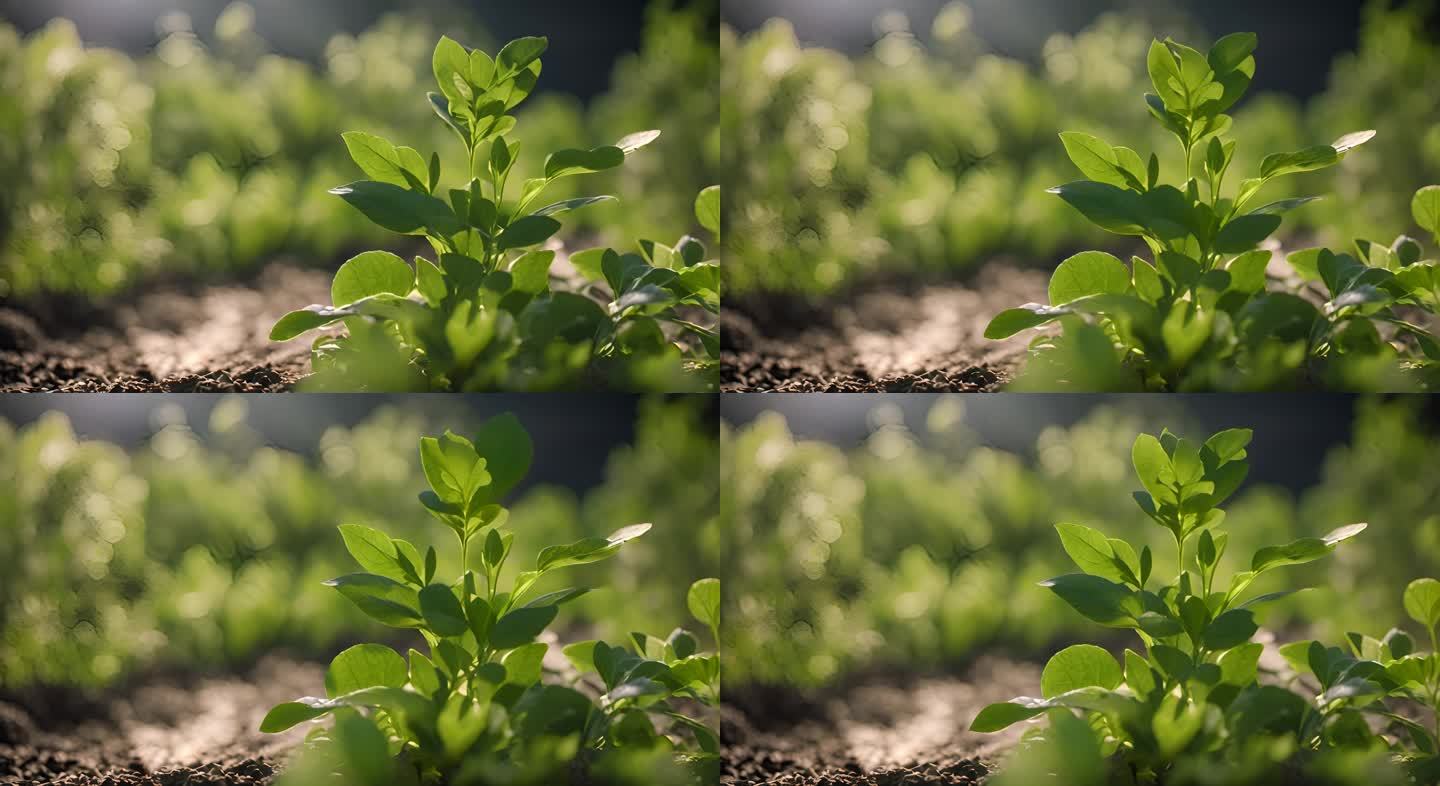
[723, 0, 1440, 297]
[722, 395, 1440, 688]
[0, 395, 719, 691]
[0, 0, 718, 299]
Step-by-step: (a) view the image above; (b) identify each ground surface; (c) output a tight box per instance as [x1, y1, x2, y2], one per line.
[721, 657, 1039, 785]
[0, 657, 320, 785]
[0, 264, 334, 392]
[721, 264, 1047, 393]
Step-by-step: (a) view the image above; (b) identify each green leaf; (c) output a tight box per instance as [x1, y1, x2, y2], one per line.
[544, 146, 625, 180]
[970, 698, 1050, 733]
[1215, 215, 1281, 253]
[1124, 649, 1156, 696]
[419, 584, 469, 637]
[325, 644, 408, 698]
[341, 131, 409, 187]
[503, 642, 548, 686]
[518, 292, 607, 345]
[1413, 186, 1440, 235]
[1251, 523, 1365, 573]
[688, 577, 721, 632]
[1248, 196, 1322, 216]
[497, 36, 547, 78]
[468, 413, 533, 506]
[497, 216, 562, 250]
[536, 523, 652, 572]
[1204, 428, 1252, 463]
[1208, 32, 1256, 74]
[260, 700, 333, 733]
[1153, 692, 1204, 758]
[509, 250, 556, 294]
[325, 573, 423, 628]
[1132, 433, 1176, 507]
[331, 251, 414, 306]
[1404, 578, 1440, 630]
[433, 36, 472, 102]
[270, 308, 337, 341]
[616, 130, 662, 154]
[1049, 251, 1131, 305]
[1049, 181, 1148, 235]
[1225, 250, 1270, 294]
[532, 195, 616, 218]
[331, 181, 461, 236]
[1058, 132, 1129, 188]
[1041, 644, 1122, 698]
[1040, 573, 1135, 627]
[984, 303, 1072, 339]
[490, 606, 559, 650]
[563, 640, 600, 674]
[337, 524, 406, 582]
[695, 185, 721, 237]
[1055, 523, 1125, 582]
[1203, 609, 1258, 650]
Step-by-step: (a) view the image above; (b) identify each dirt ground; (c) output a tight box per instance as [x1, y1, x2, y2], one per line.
[0, 657, 321, 785]
[721, 264, 1048, 393]
[0, 264, 336, 393]
[721, 657, 1040, 786]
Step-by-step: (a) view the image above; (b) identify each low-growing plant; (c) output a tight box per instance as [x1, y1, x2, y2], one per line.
[260, 414, 720, 786]
[985, 33, 1440, 391]
[268, 35, 718, 392]
[971, 427, 1387, 784]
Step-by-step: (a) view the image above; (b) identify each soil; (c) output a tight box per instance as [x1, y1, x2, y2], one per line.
[0, 263, 338, 393]
[720, 657, 1041, 786]
[0, 656, 322, 785]
[721, 263, 1048, 393]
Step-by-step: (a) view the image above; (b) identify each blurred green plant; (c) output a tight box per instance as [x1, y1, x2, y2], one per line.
[260, 415, 719, 786]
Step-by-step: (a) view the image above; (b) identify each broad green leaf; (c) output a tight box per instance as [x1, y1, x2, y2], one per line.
[1058, 131, 1128, 188]
[490, 606, 559, 650]
[1040, 573, 1134, 627]
[260, 700, 333, 733]
[325, 644, 407, 698]
[1414, 186, 1440, 235]
[1049, 251, 1131, 305]
[1219, 642, 1263, 685]
[563, 640, 600, 673]
[409, 649, 442, 696]
[536, 523, 652, 572]
[433, 36, 472, 102]
[503, 642, 548, 686]
[1260, 146, 1340, 179]
[468, 413, 533, 506]
[325, 573, 422, 628]
[1208, 32, 1256, 74]
[497, 216, 562, 250]
[419, 584, 469, 637]
[1404, 578, 1440, 630]
[1225, 250, 1270, 294]
[1055, 523, 1124, 582]
[1251, 523, 1365, 573]
[1203, 609, 1258, 649]
[1214, 214, 1281, 253]
[331, 251, 413, 306]
[1049, 181, 1148, 235]
[544, 146, 625, 180]
[1124, 649, 1156, 696]
[1132, 433, 1176, 507]
[518, 292, 607, 345]
[497, 36, 547, 78]
[616, 130, 662, 154]
[337, 523, 406, 582]
[341, 132, 408, 187]
[331, 181, 462, 236]
[688, 577, 721, 632]
[695, 185, 721, 236]
[270, 308, 337, 341]
[1153, 692, 1204, 758]
[509, 250, 556, 294]
[984, 303, 1072, 339]
[1041, 644, 1122, 698]
[513, 684, 592, 738]
[970, 698, 1050, 732]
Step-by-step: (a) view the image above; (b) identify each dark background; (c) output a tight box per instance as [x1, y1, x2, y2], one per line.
[0, 394, 716, 495]
[721, 0, 1440, 99]
[720, 394, 1440, 493]
[0, 0, 718, 100]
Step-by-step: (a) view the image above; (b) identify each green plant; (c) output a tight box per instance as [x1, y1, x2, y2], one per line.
[268, 35, 717, 392]
[985, 34, 1440, 391]
[972, 427, 1379, 784]
[259, 414, 719, 785]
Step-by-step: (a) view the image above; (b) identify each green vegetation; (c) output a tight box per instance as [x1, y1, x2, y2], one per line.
[985, 34, 1440, 391]
[0, 396, 718, 692]
[267, 34, 718, 391]
[723, 398, 1440, 689]
[723, 2, 1440, 298]
[260, 416, 718, 785]
[0, 2, 716, 300]
[969, 428, 1408, 785]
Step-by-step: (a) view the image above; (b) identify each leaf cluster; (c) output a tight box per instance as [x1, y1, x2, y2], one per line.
[261, 414, 720, 785]
[972, 427, 1397, 784]
[986, 34, 1440, 391]
[269, 35, 719, 392]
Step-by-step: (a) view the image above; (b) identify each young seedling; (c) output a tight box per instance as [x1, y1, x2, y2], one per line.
[269, 35, 718, 391]
[985, 34, 1440, 390]
[972, 428, 1369, 783]
[260, 414, 720, 784]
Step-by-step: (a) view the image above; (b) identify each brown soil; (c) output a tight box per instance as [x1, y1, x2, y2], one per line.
[0, 264, 335, 392]
[720, 657, 1040, 786]
[721, 264, 1048, 392]
[0, 657, 322, 785]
